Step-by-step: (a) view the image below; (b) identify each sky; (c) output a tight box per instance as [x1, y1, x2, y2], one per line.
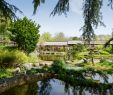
[7, 0, 113, 37]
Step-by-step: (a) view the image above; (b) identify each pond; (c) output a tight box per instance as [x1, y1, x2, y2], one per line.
[1, 78, 113, 95]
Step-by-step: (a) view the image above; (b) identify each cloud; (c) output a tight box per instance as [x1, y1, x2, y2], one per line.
[70, 0, 83, 15]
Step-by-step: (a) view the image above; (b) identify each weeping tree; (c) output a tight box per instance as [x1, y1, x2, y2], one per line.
[81, 0, 103, 43]
[0, 0, 22, 20]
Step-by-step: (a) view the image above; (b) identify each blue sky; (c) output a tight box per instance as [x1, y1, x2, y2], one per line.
[8, 0, 113, 37]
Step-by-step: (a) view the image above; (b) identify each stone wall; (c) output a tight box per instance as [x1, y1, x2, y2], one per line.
[0, 73, 54, 94]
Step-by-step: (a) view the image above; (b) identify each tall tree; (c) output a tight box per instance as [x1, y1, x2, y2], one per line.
[39, 32, 53, 42]
[54, 32, 66, 41]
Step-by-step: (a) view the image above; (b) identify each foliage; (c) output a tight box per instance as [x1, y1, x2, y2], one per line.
[28, 56, 39, 63]
[38, 80, 52, 95]
[0, 49, 31, 67]
[0, 0, 22, 20]
[51, 60, 65, 73]
[39, 32, 71, 42]
[82, 0, 103, 42]
[33, 0, 45, 14]
[0, 17, 11, 45]
[67, 44, 85, 60]
[26, 58, 113, 94]
[39, 54, 65, 61]
[96, 35, 111, 41]
[53, 32, 67, 41]
[103, 46, 113, 54]
[0, 68, 13, 79]
[0, 50, 15, 67]
[10, 17, 40, 53]
[99, 50, 110, 55]
[39, 32, 53, 42]
[72, 36, 80, 40]
[104, 39, 113, 54]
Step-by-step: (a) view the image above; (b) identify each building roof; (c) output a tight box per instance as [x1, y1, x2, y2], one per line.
[37, 42, 68, 46]
[68, 41, 83, 44]
[37, 40, 113, 46]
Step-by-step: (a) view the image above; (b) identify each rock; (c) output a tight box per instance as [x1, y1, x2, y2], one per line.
[32, 63, 39, 67]
[0, 73, 55, 94]
[23, 63, 33, 70]
[12, 67, 21, 75]
[15, 67, 21, 73]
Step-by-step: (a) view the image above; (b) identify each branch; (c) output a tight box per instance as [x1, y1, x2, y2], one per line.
[33, 0, 45, 14]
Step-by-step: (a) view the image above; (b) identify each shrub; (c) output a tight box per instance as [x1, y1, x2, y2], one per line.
[100, 59, 112, 66]
[0, 68, 13, 79]
[13, 50, 28, 64]
[99, 50, 109, 55]
[28, 56, 39, 63]
[0, 50, 29, 67]
[67, 44, 85, 60]
[103, 45, 113, 54]
[51, 60, 65, 73]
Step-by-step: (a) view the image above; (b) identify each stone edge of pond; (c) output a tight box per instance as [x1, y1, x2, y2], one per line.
[0, 73, 55, 94]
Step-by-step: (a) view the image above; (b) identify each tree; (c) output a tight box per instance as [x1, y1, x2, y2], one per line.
[72, 36, 80, 40]
[0, 16, 11, 44]
[54, 32, 66, 41]
[67, 44, 85, 60]
[104, 30, 113, 53]
[0, 0, 22, 20]
[96, 35, 111, 41]
[39, 32, 53, 42]
[10, 17, 40, 54]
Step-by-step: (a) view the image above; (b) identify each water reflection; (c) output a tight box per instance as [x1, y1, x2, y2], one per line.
[1, 79, 113, 95]
[0, 83, 38, 95]
[38, 80, 52, 95]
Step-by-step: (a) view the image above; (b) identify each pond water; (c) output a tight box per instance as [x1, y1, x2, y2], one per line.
[1, 78, 113, 95]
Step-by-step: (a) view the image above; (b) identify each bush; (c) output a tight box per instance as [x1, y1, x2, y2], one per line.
[0, 68, 13, 79]
[13, 50, 29, 64]
[103, 46, 113, 54]
[100, 59, 112, 66]
[0, 50, 29, 67]
[51, 60, 65, 73]
[67, 44, 86, 60]
[99, 50, 109, 55]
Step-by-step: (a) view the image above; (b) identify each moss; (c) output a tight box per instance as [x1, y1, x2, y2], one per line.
[0, 68, 14, 79]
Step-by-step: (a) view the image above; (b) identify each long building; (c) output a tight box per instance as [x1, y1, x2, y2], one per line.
[37, 40, 113, 46]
